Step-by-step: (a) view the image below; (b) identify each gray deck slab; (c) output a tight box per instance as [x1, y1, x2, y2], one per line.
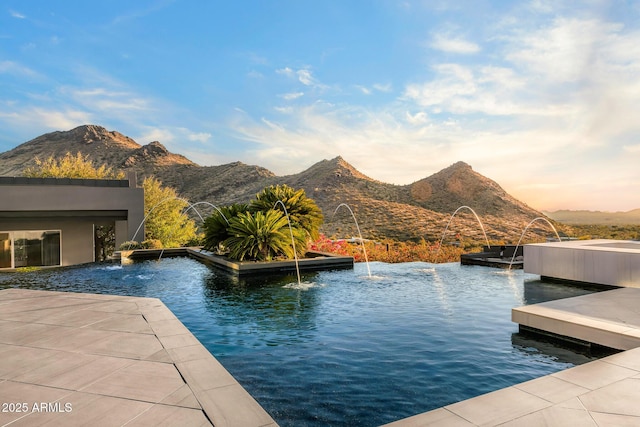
[0, 288, 277, 427]
[513, 287, 640, 350]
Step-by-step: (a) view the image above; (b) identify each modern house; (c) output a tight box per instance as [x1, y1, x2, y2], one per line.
[0, 173, 144, 270]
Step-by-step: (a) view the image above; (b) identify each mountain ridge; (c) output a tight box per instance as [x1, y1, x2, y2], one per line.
[0, 124, 560, 242]
[544, 209, 640, 225]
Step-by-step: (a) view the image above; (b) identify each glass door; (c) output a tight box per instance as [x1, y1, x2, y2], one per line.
[0, 232, 11, 268]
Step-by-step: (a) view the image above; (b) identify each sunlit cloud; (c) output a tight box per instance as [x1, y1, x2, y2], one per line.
[227, 14, 640, 211]
[2, 1, 639, 212]
[623, 144, 640, 153]
[0, 108, 92, 134]
[136, 127, 175, 144]
[187, 132, 212, 143]
[405, 111, 428, 125]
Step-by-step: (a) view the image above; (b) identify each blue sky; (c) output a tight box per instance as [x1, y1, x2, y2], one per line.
[1, 1, 639, 212]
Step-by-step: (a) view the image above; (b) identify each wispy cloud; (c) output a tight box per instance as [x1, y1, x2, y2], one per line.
[356, 83, 392, 95]
[276, 67, 294, 77]
[110, 0, 174, 25]
[134, 126, 213, 152]
[277, 66, 326, 89]
[2, 2, 639, 212]
[187, 131, 211, 143]
[297, 69, 315, 86]
[0, 60, 38, 78]
[0, 108, 92, 133]
[228, 14, 640, 211]
[373, 83, 392, 93]
[430, 33, 480, 54]
[280, 92, 304, 100]
[9, 10, 25, 19]
[623, 144, 640, 153]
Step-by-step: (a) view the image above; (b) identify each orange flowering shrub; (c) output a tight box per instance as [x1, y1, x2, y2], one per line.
[309, 234, 480, 263]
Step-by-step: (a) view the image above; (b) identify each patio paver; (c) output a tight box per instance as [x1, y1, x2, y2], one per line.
[0, 288, 277, 427]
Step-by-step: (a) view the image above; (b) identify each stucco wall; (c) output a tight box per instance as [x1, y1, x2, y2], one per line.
[0, 184, 144, 240]
[0, 179, 144, 267]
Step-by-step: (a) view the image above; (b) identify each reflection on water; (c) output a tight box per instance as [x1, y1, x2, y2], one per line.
[0, 258, 610, 427]
[523, 278, 616, 305]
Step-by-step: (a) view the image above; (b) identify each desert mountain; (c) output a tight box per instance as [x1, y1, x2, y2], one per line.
[0, 125, 559, 242]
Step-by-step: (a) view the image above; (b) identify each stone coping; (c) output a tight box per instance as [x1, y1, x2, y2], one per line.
[120, 247, 354, 275]
[0, 288, 277, 427]
[513, 287, 640, 351]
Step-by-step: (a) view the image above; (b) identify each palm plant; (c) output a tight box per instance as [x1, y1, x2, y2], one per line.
[223, 209, 304, 261]
[202, 203, 248, 252]
[250, 184, 324, 241]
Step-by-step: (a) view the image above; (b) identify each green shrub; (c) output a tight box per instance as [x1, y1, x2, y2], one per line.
[119, 240, 142, 250]
[141, 239, 163, 249]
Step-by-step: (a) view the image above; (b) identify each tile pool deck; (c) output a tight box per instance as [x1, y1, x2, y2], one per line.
[4, 284, 640, 426]
[0, 288, 276, 427]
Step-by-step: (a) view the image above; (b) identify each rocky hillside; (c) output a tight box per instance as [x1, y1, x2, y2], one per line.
[0, 125, 564, 243]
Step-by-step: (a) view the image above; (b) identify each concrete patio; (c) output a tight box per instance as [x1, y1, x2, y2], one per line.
[0, 288, 277, 427]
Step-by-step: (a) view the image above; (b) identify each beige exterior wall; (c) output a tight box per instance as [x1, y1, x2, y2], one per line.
[0, 178, 144, 267]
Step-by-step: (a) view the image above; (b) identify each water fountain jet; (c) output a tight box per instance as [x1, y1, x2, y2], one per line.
[508, 217, 562, 270]
[435, 206, 490, 263]
[331, 203, 372, 278]
[159, 201, 229, 260]
[274, 200, 302, 287]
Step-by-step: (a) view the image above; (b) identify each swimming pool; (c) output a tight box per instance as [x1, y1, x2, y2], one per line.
[0, 258, 604, 426]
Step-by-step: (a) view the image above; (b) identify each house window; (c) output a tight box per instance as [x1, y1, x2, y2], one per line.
[0, 230, 61, 269]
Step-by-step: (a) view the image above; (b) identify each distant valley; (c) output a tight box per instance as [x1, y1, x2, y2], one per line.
[544, 209, 640, 225]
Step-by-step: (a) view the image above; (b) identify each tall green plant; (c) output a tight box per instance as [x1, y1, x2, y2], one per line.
[202, 203, 248, 251]
[142, 177, 198, 248]
[251, 184, 323, 240]
[22, 152, 125, 260]
[223, 210, 302, 261]
[24, 152, 125, 179]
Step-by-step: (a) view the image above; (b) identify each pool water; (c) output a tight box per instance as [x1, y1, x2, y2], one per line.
[0, 258, 605, 426]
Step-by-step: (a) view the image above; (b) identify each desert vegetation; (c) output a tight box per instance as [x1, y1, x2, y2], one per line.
[203, 184, 323, 261]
